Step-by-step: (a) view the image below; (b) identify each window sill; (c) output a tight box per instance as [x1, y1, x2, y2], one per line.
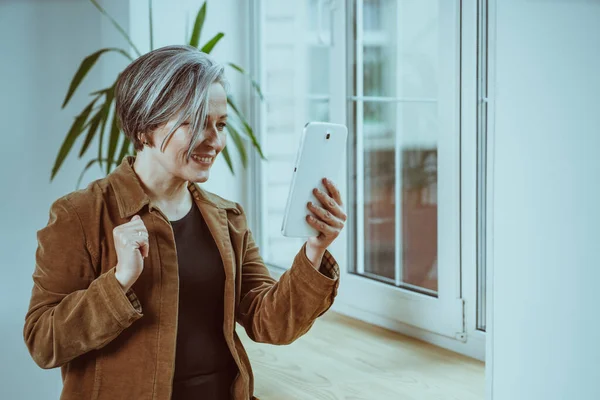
[239, 310, 485, 399]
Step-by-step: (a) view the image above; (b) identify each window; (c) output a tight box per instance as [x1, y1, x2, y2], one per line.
[476, 0, 488, 332]
[254, 0, 334, 269]
[349, 0, 442, 295]
[249, 0, 487, 359]
[342, 0, 464, 340]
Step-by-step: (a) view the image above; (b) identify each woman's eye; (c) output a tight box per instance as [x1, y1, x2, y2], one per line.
[201, 121, 227, 131]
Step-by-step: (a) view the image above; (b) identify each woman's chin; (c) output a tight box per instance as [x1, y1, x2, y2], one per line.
[182, 160, 212, 182]
[189, 168, 210, 183]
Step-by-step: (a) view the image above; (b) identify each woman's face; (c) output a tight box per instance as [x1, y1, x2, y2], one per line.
[145, 82, 228, 183]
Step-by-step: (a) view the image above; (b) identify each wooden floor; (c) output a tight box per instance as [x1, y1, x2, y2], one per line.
[238, 312, 485, 400]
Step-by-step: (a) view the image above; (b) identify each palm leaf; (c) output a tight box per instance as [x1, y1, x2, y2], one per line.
[227, 122, 248, 167]
[227, 96, 266, 159]
[106, 112, 121, 174]
[90, 87, 113, 96]
[97, 86, 116, 169]
[62, 48, 131, 108]
[90, 0, 142, 57]
[189, 2, 207, 48]
[76, 157, 109, 189]
[52, 99, 98, 180]
[220, 146, 234, 174]
[116, 136, 131, 165]
[79, 107, 104, 157]
[201, 32, 224, 53]
[228, 63, 264, 101]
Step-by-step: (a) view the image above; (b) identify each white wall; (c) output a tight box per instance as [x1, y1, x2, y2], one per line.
[0, 0, 246, 398]
[488, 1, 600, 399]
[0, 2, 107, 398]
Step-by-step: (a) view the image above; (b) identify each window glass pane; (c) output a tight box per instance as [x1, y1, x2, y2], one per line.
[307, 0, 332, 32]
[364, 0, 382, 31]
[359, 101, 439, 292]
[476, 0, 489, 332]
[353, 0, 443, 294]
[361, 0, 439, 100]
[363, 103, 396, 281]
[363, 46, 387, 97]
[308, 99, 330, 122]
[308, 47, 330, 94]
[401, 147, 438, 292]
[261, 1, 332, 268]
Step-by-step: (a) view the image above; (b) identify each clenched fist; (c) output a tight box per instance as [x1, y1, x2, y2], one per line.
[113, 215, 149, 292]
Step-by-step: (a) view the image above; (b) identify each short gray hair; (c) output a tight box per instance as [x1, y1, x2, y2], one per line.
[115, 45, 229, 154]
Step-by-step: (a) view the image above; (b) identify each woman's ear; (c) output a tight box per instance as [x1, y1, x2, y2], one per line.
[139, 133, 149, 146]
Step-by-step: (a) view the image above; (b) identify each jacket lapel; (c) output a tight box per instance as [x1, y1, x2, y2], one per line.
[193, 197, 237, 336]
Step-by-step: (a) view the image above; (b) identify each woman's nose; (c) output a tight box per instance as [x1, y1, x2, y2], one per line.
[205, 125, 224, 148]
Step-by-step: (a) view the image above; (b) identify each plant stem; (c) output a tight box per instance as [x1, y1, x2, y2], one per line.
[90, 0, 142, 57]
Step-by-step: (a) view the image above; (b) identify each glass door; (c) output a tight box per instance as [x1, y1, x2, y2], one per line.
[252, 0, 464, 339]
[339, 0, 464, 338]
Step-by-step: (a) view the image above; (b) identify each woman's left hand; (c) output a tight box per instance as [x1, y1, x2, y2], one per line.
[306, 178, 347, 253]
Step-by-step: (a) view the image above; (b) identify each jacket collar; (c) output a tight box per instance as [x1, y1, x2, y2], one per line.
[108, 156, 240, 219]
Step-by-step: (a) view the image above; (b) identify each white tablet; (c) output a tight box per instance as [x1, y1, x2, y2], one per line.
[281, 122, 348, 238]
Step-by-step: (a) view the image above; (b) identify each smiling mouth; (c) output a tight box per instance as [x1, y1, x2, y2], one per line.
[191, 154, 214, 165]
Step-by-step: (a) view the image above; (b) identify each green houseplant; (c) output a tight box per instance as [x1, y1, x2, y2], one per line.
[53, 0, 265, 188]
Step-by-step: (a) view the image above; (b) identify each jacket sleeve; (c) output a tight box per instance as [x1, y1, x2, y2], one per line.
[235, 205, 340, 345]
[23, 197, 143, 369]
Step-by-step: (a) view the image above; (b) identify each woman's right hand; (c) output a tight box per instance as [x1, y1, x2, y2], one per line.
[113, 215, 149, 292]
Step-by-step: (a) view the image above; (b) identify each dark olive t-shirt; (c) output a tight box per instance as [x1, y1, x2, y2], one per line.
[170, 204, 238, 400]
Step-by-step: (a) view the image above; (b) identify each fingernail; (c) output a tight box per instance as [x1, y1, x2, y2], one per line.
[307, 201, 312, 207]
[323, 178, 328, 184]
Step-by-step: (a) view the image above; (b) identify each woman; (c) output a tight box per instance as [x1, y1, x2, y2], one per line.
[23, 45, 345, 400]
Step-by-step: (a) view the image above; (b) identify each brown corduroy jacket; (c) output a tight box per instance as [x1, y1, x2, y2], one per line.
[23, 156, 340, 400]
